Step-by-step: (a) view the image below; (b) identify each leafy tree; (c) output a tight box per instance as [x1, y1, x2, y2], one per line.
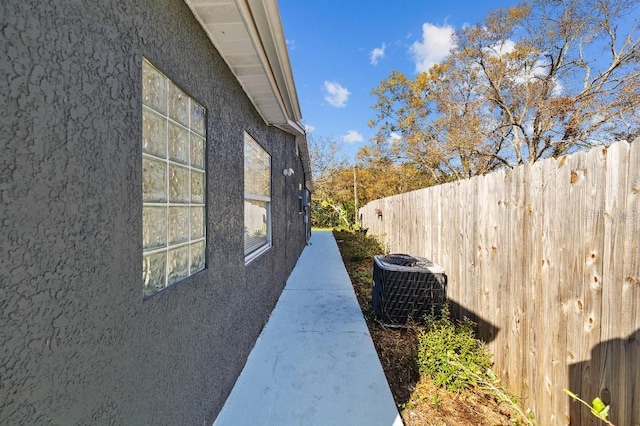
[308, 134, 348, 194]
[354, 150, 436, 202]
[368, 0, 640, 182]
[307, 134, 352, 227]
[308, 134, 435, 228]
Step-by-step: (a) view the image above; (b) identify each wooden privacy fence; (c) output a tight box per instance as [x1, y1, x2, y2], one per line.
[359, 140, 639, 425]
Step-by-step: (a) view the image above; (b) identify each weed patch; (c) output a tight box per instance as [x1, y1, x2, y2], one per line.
[417, 304, 492, 392]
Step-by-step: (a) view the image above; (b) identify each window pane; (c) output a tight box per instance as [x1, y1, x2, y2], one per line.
[143, 252, 166, 296]
[142, 157, 167, 202]
[167, 246, 189, 285]
[169, 165, 189, 203]
[142, 109, 167, 157]
[244, 135, 270, 197]
[244, 199, 268, 255]
[168, 207, 189, 244]
[191, 171, 204, 203]
[168, 82, 189, 126]
[191, 102, 206, 136]
[143, 207, 167, 249]
[190, 240, 205, 273]
[190, 207, 204, 240]
[168, 122, 189, 164]
[142, 61, 167, 114]
[191, 135, 205, 170]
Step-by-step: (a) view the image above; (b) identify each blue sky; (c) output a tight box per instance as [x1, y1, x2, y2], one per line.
[278, 0, 521, 160]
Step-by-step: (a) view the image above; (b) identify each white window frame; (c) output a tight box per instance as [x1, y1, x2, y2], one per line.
[244, 132, 271, 264]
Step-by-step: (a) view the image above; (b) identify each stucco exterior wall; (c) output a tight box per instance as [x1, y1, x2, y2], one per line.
[0, 1, 308, 424]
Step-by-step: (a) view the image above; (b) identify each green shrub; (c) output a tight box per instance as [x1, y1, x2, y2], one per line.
[333, 229, 383, 262]
[416, 304, 493, 392]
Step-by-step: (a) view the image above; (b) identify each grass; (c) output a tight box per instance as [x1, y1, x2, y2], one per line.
[333, 229, 534, 426]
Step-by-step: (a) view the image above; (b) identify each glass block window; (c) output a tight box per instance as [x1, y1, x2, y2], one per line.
[142, 58, 206, 297]
[244, 133, 271, 261]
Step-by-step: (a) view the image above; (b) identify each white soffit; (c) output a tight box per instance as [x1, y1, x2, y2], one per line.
[184, 0, 303, 136]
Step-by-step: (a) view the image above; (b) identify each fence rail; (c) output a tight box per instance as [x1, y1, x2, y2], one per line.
[359, 140, 639, 425]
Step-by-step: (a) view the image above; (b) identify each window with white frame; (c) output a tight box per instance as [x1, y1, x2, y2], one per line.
[244, 133, 271, 260]
[141, 58, 206, 297]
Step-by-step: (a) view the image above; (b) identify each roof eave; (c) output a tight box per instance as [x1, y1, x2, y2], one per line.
[184, 0, 302, 130]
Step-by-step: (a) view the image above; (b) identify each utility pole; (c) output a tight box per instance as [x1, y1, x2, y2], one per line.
[353, 165, 358, 227]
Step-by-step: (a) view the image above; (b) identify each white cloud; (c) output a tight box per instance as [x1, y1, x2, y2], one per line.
[490, 39, 516, 56]
[410, 23, 456, 73]
[286, 39, 296, 50]
[370, 43, 386, 65]
[341, 130, 364, 143]
[324, 81, 350, 108]
[304, 124, 315, 133]
[388, 132, 402, 143]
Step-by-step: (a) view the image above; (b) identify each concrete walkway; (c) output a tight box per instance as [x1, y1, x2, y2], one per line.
[213, 231, 403, 426]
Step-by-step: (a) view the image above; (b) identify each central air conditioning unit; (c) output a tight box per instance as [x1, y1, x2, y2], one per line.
[372, 254, 447, 327]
